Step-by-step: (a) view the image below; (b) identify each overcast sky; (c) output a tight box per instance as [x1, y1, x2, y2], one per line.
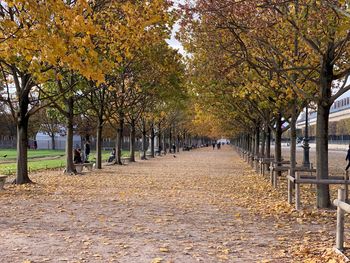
[166, 0, 186, 55]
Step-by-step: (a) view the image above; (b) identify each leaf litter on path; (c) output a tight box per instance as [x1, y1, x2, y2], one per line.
[0, 146, 347, 262]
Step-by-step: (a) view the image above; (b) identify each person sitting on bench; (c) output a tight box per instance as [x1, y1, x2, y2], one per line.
[73, 148, 82, 164]
[108, 148, 116, 163]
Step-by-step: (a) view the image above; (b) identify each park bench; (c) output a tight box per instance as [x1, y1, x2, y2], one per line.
[74, 163, 94, 173]
[121, 157, 131, 164]
[140, 151, 154, 159]
[0, 175, 8, 190]
[183, 146, 192, 151]
[287, 170, 348, 210]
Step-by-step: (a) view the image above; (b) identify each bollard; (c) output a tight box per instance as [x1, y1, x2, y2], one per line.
[270, 163, 274, 186]
[295, 172, 300, 210]
[273, 168, 278, 188]
[288, 169, 292, 204]
[344, 171, 349, 203]
[336, 188, 345, 251]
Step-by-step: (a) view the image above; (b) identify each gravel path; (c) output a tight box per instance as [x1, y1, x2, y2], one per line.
[0, 146, 345, 262]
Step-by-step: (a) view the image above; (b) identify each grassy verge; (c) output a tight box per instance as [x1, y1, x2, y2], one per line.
[0, 149, 65, 162]
[0, 150, 130, 175]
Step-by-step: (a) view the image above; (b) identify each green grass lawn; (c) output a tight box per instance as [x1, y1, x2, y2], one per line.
[0, 150, 130, 175]
[0, 149, 65, 161]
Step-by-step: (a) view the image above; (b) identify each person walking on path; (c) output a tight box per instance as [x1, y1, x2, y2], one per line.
[34, 140, 38, 150]
[212, 142, 216, 150]
[346, 144, 350, 171]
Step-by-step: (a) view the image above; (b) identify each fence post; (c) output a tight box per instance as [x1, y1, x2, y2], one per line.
[270, 163, 274, 186]
[344, 171, 349, 203]
[288, 169, 292, 204]
[295, 172, 300, 210]
[336, 188, 346, 251]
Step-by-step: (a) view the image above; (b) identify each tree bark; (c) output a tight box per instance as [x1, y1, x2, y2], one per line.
[261, 128, 266, 157]
[65, 97, 75, 174]
[130, 119, 136, 162]
[169, 127, 173, 153]
[115, 115, 124, 165]
[316, 102, 331, 208]
[255, 126, 260, 156]
[14, 73, 32, 184]
[142, 119, 147, 160]
[290, 102, 297, 180]
[275, 113, 283, 176]
[16, 113, 31, 184]
[51, 134, 56, 150]
[158, 122, 162, 155]
[177, 134, 180, 153]
[266, 127, 271, 158]
[150, 123, 155, 158]
[162, 132, 167, 155]
[96, 118, 103, 169]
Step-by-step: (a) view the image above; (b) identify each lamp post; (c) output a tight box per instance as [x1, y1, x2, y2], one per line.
[302, 105, 310, 168]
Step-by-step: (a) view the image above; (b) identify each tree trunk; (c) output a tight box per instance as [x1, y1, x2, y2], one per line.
[275, 113, 282, 176]
[266, 127, 271, 158]
[14, 73, 32, 184]
[16, 113, 31, 184]
[130, 119, 136, 162]
[290, 102, 297, 180]
[158, 123, 162, 155]
[316, 102, 331, 208]
[162, 132, 167, 155]
[150, 123, 155, 158]
[169, 128, 173, 153]
[142, 119, 147, 160]
[261, 128, 266, 157]
[176, 135, 180, 153]
[96, 118, 103, 169]
[65, 98, 75, 174]
[255, 126, 260, 156]
[115, 116, 124, 165]
[51, 134, 56, 150]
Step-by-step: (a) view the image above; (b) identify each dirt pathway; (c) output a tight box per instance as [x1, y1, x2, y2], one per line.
[0, 146, 344, 262]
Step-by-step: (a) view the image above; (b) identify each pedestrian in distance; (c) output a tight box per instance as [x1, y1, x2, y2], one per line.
[158, 145, 162, 156]
[212, 142, 216, 150]
[34, 140, 38, 150]
[84, 140, 91, 162]
[346, 144, 350, 171]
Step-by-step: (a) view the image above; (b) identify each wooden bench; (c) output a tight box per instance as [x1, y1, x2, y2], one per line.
[140, 151, 154, 159]
[0, 175, 8, 190]
[74, 163, 94, 173]
[121, 157, 131, 164]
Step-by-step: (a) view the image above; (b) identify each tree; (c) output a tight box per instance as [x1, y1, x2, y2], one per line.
[40, 108, 61, 150]
[0, 1, 103, 183]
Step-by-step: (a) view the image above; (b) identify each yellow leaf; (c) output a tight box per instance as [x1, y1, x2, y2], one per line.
[159, 247, 169, 253]
[151, 258, 163, 263]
